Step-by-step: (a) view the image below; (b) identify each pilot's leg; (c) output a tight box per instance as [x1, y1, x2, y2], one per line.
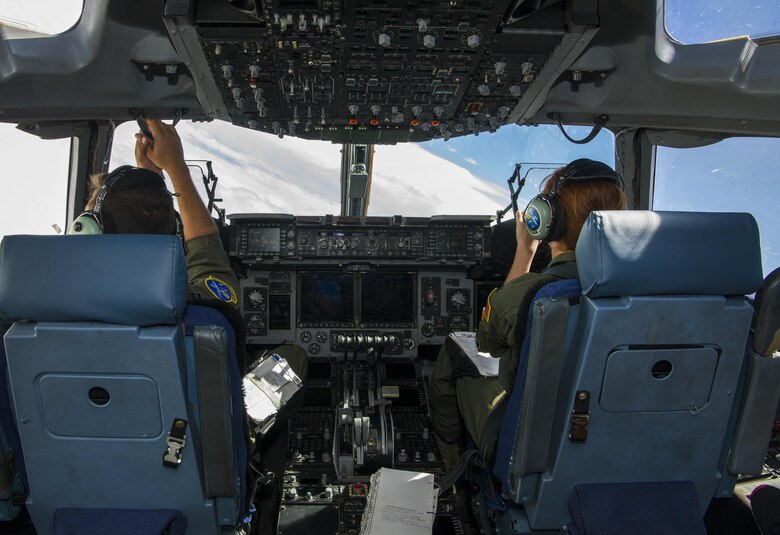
[455, 376, 505, 450]
[271, 343, 308, 381]
[429, 345, 463, 469]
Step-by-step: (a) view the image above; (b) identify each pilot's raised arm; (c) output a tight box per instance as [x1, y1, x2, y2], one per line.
[136, 118, 239, 306]
[428, 159, 626, 471]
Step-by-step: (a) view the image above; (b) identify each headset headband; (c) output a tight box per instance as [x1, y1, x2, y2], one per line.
[549, 158, 624, 194]
[523, 158, 624, 242]
[94, 166, 168, 214]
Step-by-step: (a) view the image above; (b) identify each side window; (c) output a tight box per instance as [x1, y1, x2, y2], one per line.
[653, 138, 780, 275]
[0, 124, 70, 240]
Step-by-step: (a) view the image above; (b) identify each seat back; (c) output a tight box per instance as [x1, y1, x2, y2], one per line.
[494, 211, 764, 531]
[0, 235, 245, 535]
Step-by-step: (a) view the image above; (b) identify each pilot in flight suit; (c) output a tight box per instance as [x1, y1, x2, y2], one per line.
[82, 118, 307, 379]
[428, 159, 626, 468]
[429, 252, 576, 449]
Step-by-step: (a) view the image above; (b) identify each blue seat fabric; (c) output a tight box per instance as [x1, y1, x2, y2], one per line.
[492, 279, 582, 493]
[54, 507, 187, 535]
[566, 481, 706, 535]
[0, 235, 187, 326]
[487, 211, 762, 531]
[0, 236, 247, 533]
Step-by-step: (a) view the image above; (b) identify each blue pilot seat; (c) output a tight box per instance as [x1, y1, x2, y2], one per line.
[0, 234, 246, 535]
[490, 211, 766, 533]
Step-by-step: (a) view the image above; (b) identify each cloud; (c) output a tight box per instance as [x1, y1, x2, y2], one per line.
[112, 119, 505, 219]
[369, 144, 504, 216]
[464, 157, 478, 165]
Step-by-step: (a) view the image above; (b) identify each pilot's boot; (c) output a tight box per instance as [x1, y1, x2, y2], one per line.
[435, 434, 462, 472]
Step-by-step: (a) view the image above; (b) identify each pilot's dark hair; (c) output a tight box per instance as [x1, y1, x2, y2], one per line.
[86, 171, 178, 235]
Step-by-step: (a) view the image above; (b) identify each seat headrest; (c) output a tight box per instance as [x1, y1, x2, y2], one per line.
[0, 235, 188, 326]
[576, 211, 763, 298]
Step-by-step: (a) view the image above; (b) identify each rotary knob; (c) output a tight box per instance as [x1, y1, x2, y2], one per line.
[421, 323, 435, 337]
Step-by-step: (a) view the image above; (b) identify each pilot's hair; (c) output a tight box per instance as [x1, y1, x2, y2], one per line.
[86, 172, 178, 235]
[542, 166, 627, 250]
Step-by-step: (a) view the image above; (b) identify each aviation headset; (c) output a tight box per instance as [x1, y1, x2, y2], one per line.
[523, 158, 625, 242]
[70, 165, 182, 235]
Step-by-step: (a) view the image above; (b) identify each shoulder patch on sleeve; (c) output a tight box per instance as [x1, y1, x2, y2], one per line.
[204, 276, 238, 304]
[482, 287, 498, 322]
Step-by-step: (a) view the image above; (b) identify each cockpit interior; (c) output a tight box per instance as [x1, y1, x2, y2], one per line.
[0, 1, 779, 534]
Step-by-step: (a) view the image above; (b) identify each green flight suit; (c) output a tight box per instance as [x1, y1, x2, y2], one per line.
[184, 233, 307, 380]
[429, 253, 577, 447]
[185, 234, 240, 305]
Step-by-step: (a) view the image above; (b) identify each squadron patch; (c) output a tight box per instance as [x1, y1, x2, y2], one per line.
[204, 276, 238, 304]
[481, 288, 498, 322]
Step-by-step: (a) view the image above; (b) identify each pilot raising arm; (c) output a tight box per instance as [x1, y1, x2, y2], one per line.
[135, 118, 239, 305]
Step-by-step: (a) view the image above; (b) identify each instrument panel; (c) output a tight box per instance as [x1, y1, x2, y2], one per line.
[231, 214, 489, 263]
[240, 268, 472, 355]
[231, 214, 489, 354]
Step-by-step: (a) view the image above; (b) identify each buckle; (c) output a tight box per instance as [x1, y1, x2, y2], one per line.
[163, 418, 188, 468]
[568, 391, 590, 442]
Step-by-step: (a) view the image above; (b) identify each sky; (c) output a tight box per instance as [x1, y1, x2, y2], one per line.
[1, 1, 779, 275]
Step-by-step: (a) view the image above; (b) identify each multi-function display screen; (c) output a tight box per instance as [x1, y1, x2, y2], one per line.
[299, 272, 354, 325]
[360, 273, 415, 326]
[248, 227, 281, 253]
[433, 229, 467, 254]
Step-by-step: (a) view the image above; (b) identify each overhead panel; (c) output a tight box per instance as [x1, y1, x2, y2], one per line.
[189, 0, 582, 143]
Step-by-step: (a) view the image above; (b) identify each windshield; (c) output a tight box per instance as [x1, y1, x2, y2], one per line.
[0, 0, 83, 35]
[665, 0, 780, 44]
[108, 120, 614, 219]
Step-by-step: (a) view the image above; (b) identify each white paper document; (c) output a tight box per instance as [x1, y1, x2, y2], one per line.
[449, 331, 500, 377]
[360, 468, 437, 535]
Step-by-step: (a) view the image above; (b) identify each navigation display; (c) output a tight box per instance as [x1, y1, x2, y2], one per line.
[433, 229, 467, 254]
[299, 272, 354, 326]
[360, 273, 415, 326]
[248, 227, 281, 253]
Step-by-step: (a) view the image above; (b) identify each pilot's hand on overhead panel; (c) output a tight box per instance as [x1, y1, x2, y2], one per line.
[143, 118, 186, 174]
[515, 210, 539, 255]
[134, 134, 162, 174]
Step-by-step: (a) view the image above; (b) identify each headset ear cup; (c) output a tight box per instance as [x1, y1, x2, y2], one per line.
[524, 195, 554, 241]
[70, 213, 102, 235]
[524, 194, 565, 242]
[545, 194, 565, 242]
